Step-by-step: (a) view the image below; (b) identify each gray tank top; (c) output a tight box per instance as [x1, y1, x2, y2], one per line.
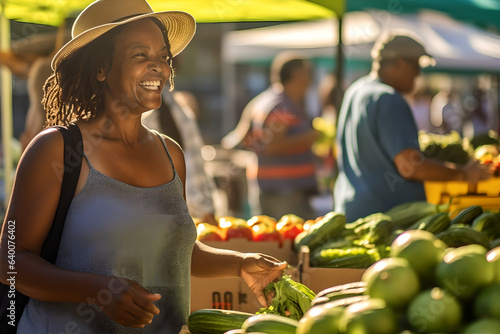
[18, 133, 197, 334]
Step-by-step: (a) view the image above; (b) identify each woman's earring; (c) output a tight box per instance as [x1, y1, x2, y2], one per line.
[97, 70, 106, 82]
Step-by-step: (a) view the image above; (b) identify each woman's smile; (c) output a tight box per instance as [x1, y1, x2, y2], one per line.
[139, 80, 162, 91]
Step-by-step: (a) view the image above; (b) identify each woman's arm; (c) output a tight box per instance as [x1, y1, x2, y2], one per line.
[191, 241, 287, 306]
[0, 129, 160, 328]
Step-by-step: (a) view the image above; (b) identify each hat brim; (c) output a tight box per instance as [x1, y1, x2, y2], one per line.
[51, 10, 196, 70]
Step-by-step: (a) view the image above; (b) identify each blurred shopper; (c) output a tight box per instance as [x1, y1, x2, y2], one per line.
[142, 90, 218, 225]
[430, 88, 465, 135]
[0, 26, 72, 150]
[223, 52, 320, 220]
[464, 78, 495, 137]
[334, 31, 493, 223]
[19, 56, 53, 150]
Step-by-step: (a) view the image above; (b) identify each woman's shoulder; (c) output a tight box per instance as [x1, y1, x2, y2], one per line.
[16, 127, 66, 183]
[150, 129, 183, 154]
[24, 127, 65, 155]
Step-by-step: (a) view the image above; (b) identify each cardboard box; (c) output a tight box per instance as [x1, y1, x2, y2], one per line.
[297, 246, 365, 294]
[190, 266, 300, 313]
[190, 276, 241, 312]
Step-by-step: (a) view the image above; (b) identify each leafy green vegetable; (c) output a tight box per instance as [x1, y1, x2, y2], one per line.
[255, 274, 315, 320]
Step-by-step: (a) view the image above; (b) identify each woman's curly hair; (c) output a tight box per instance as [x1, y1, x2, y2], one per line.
[43, 17, 175, 128]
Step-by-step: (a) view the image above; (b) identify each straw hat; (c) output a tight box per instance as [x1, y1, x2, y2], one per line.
[51, 0, 196, 70]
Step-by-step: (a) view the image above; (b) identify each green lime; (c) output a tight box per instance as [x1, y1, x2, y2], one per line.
[474, 284, 500, 319]
[390, 230, 446, 284]
[296, 304, 344, 334]
[462, 318, 500, 333]
[407, 287, 462, 334]
[362, 257, 420, 309]
[487, 246, 500, 283]
[436, 244, 494, 300]
[339, 298, 397, 334]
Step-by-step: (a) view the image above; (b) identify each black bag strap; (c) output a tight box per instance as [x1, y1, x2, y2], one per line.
[40, 123, 83, 264]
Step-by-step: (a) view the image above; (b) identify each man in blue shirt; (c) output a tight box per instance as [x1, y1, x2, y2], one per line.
[334, 32, 492, 223]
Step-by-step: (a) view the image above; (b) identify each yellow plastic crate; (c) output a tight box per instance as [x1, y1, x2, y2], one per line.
[425, 177, 500, 205]
[448, 195, 500, 219]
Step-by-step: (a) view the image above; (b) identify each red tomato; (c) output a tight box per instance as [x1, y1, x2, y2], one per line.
[197, 223, 224, 242]
[198, 231, 224, 242]
[276, 215, 305, 241]
[253, 229, 283, 247]
[247, 215, 277, 232]
[277, 214, 305, 226]
[225, 225, 254, 241]
[277, 223, 304, 241]
[219, 216, 254, 241]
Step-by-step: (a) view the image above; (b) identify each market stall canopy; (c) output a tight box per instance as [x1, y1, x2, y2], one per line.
[3, 0, 500, 29]
[223, 10, 500, 74]
[343, 0, 500, 31]
[1, 0, 333, 26]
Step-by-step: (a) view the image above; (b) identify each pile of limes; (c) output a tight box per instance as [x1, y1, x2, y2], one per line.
[296, 229, 500, 334]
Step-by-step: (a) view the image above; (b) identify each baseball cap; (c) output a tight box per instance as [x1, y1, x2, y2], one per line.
[371, 31, 436, 68]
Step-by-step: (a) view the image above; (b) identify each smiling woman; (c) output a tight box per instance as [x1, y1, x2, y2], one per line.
[44, 17, 176, 127]
[0, 0, 288, 333]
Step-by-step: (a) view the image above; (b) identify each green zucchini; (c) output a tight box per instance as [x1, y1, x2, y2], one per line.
[315, 281, 367, 300]
[345, 212, 390, 233]
[311, 238, 353, 259]
[320, 251, 377, 269]
[311, 286, 367, 307]
[242, 314, 298, 334]
[311, 246, 366, 267]
[472, 212, 500, 240]
[409, 212, 450, 234]
[313, 295, 370, 309]
[293, 211, 346, 252]
[436, 225, 490, 249]
[384, 201, 439, 230]
[362, 219, 394, 245]
[187, 309, 254, 334]
[490, 238, 500, 249]
[450, 205, 483, 225]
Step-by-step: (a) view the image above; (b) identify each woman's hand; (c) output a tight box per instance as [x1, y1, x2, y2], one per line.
[239, 253, 287, 307]
[98, 277, 161, 328]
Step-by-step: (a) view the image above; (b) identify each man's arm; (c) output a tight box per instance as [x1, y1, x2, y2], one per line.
[394, 148, 493, 183]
